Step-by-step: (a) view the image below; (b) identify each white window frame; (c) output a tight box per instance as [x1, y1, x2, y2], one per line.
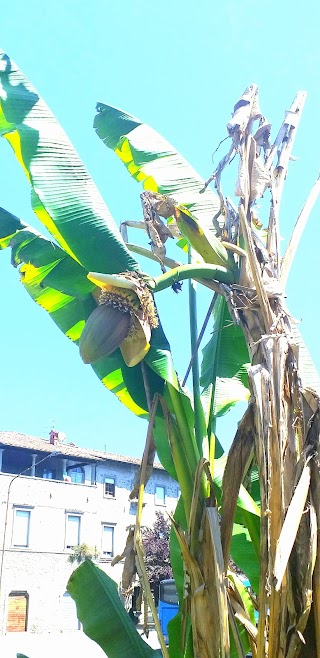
[12, 508, 31, 548]
[65, 513, 81, 549]
[154, 485, 166, 506]
[104, 477, 116, 498]
[101, 524, 115, 558]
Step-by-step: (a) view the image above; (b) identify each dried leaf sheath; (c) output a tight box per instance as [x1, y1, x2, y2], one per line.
[224, 88, 320, 658]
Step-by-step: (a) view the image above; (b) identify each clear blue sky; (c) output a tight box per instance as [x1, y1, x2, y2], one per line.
[1, 0, 320, 457]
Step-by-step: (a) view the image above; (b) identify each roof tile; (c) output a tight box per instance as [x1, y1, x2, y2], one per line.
[0, 431, 163, 469]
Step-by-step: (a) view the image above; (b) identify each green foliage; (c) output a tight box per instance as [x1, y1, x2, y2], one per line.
[68, 543, 99, 565]
[168, 613, 193, 658]
[142, 511, 173, 589]
[200, 296, 250, 421]
[94, 103, 220, 225]
[67, 561, 162, 658]
[231, 524, 260, 593]
[0, 51, 137, 275]
[0, 52, 171, 421]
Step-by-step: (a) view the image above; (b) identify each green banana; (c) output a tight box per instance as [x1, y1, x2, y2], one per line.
[174, 205, 232, 269]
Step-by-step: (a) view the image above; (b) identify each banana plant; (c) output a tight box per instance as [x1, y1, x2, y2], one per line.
[0, 49, 259, 658]
[2, 49, 320, 658]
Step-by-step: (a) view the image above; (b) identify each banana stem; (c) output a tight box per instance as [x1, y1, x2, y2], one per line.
[187, 248, 205, 455]
[152, 264, 235, 292]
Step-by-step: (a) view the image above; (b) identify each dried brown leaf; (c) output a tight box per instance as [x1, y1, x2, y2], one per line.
[221, 405, 255, 568]
[227, 84, 261, 137]
[273, 461, 311, 591]
[111, 526, 136, 590]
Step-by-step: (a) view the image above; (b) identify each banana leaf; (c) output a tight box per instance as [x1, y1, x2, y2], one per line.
[168, 613, 193, 658]
[0, 50, 203, 531]
[0, 206, 164, 416]
[0, 52, 191, 417]
[213, 454, 260, 590]
[291, 322, 320, 396]
[168, 500, 193, 657]
[231, 523, 260, 594]
[94, 103, 220, 227]
[0, 50, 137, 274]
[68, 561, 162, 658]
[200, 295, 250, 421]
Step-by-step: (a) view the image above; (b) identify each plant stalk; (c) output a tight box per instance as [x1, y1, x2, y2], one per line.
[188, 247, 204, 455]
[152, 263, 235, 293]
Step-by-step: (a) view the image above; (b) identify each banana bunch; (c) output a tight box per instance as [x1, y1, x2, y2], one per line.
[80, 271, 158, 368]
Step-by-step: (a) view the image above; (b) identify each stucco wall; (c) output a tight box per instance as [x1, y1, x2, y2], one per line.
[0, 460, 179, 633]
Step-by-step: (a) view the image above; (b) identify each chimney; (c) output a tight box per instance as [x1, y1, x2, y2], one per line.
[49, 430, 59, 445]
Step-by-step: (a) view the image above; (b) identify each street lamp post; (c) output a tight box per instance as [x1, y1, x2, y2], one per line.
[0, 451, 61, 631]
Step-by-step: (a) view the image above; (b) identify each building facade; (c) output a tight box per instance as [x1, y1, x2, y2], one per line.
[0, 430, 179, 634]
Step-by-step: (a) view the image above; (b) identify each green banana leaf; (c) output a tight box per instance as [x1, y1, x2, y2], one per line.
[228, 572, 256, 658]
[168, 500, 193, 657]
[168, 613, 193, 658]
[157, 404, 260, 589]
[229, 619, 251, 658]
[0, 206, 165, 417]
[229, 571, 256, 628]
[231, 523, 260, 593]
[213, 454, 260, 590]
[67, 561, 162, 658]
[200, 295, 250, 420]
[214, 455, 260, 519]
[0, 51, 198, 416]
[94, 103, 220, 227]
[0, 50, 137, 275]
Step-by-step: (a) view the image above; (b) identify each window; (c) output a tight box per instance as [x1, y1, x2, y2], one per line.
[65, 514, 81, 549]
[129, 501, 138, 516]
[12, 509, 31, 547]
[101, 524, 114, 557]
[68, 466, 84, 484]
[104, 477, 115, 497]
[155, 485, 165, 506]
